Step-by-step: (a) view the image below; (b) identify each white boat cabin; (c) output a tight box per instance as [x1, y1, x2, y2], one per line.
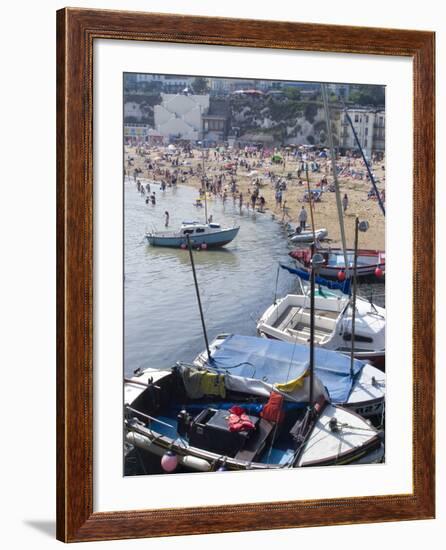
[180, 221, 222, 235]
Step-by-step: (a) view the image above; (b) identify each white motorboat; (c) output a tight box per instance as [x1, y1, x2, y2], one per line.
[257, 292, 385, 369]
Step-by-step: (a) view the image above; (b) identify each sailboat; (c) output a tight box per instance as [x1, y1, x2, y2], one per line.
[146, 144, 240, 249]
[146, 221, 239, 248]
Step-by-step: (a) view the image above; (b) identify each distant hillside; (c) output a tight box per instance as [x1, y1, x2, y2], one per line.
[123, 92, 161, 125]
[230, 95, 340, 146]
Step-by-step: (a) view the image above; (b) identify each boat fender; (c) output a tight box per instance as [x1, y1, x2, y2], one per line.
[181, 455, 211, 472]
[161, 450, 178, 473]
[375, 267, 384, 278]
[125, 431, 165, 457]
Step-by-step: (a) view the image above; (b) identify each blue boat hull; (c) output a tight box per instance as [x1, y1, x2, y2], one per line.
[146, 227, 240, 248]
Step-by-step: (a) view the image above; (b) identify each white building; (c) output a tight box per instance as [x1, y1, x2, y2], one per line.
[135, 74, 194, 92]
[124, 101, 144, 121]
[154, 93, 210, 141]
[210, 78, 234, 94]
[339, 108, 385, 157]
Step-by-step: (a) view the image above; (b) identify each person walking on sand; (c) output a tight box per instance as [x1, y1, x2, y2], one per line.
[342, 193, 349, 213]
[164, 211, 169, 227]
[298, 205, 308, 231]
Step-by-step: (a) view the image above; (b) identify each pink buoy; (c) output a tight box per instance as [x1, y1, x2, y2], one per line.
[201, 243, 208, 250]
[161, 450, 178, 473]
[337, 270, 346, 282]
[180, 243, 187, 250]
[375, 267, 384, 278]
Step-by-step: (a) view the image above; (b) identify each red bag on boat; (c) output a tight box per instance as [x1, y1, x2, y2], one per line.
[261, 392, 285, 424]
[227, 406, 255, 432]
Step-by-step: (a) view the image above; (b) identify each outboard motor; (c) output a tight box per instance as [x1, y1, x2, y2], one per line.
[177, 410, 192, 438]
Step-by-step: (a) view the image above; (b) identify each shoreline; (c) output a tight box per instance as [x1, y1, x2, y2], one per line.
[125, 145, 385, 250]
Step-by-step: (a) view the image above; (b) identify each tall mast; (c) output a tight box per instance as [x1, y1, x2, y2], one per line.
[350, 217, 359, 376]
[186, 235, 211, 360]
[309, 246, 316, 406]
[202, 143, 208, 224]
[321, 83, 349, 275]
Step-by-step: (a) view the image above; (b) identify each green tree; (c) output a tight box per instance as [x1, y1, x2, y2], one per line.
[349, 85, 385, 107]
[283, 87, 301, 101]
[192, 77, 210, 94]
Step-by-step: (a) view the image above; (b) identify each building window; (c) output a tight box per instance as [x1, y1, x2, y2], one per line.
[354, 114, 359, 123]
[366, 115, 369, 123]
[364, 139, 368, 147]
[365, 127, 368, 136]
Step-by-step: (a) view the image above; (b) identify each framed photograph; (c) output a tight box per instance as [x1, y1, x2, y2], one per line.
[56, 8, 435, 542]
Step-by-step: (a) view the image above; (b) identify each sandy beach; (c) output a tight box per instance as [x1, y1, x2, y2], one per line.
[125, 145, 385, 250]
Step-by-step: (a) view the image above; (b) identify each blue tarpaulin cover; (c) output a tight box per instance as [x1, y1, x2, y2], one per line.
[280, 263, 351, 294]
[207, 334, 364, 404]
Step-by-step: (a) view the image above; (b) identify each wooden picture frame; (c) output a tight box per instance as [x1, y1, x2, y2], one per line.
[56, 7, 435, 542]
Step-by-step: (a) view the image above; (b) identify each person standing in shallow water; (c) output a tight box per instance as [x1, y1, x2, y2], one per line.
[298, 205, 308, 231]
[164, 211, 169, 227]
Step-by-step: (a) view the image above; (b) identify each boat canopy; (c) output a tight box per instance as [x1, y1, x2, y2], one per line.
[205, 334, 364, 404]
[280, 263, 351, 295]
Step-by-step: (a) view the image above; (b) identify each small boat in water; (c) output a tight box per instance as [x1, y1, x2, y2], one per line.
[195, 334, 385, 417]
[257, 292, 385, 369]
[290, 247, 385, 279]
[146, 221, 240, 249]
[288, 227, 328, 244]
[124, 356, 383, 473]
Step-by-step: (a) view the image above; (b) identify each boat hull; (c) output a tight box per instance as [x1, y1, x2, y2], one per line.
[146, 226, 240, 248]
[290, 248, 385, 280]
[289, 228, 328, 243]
[125, 404, 383, 472]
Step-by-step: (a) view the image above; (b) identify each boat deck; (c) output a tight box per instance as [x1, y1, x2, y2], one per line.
[273, 306, 337, 343]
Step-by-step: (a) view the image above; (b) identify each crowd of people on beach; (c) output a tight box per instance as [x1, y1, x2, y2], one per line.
[126, 141, 386, 234]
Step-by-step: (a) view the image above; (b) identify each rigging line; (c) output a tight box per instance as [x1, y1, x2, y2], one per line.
[305, 163, 316, 243]
[321, 83, 349, 275]
[284, 325, 302, 386]
[340, 101, 385, 217]
[273, 263, 281, 306]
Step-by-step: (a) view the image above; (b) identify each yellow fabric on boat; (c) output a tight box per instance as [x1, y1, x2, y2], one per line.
[200, 372, 226, 398]
[275, 370, 309, 393]
[181, 367, 226, 399]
